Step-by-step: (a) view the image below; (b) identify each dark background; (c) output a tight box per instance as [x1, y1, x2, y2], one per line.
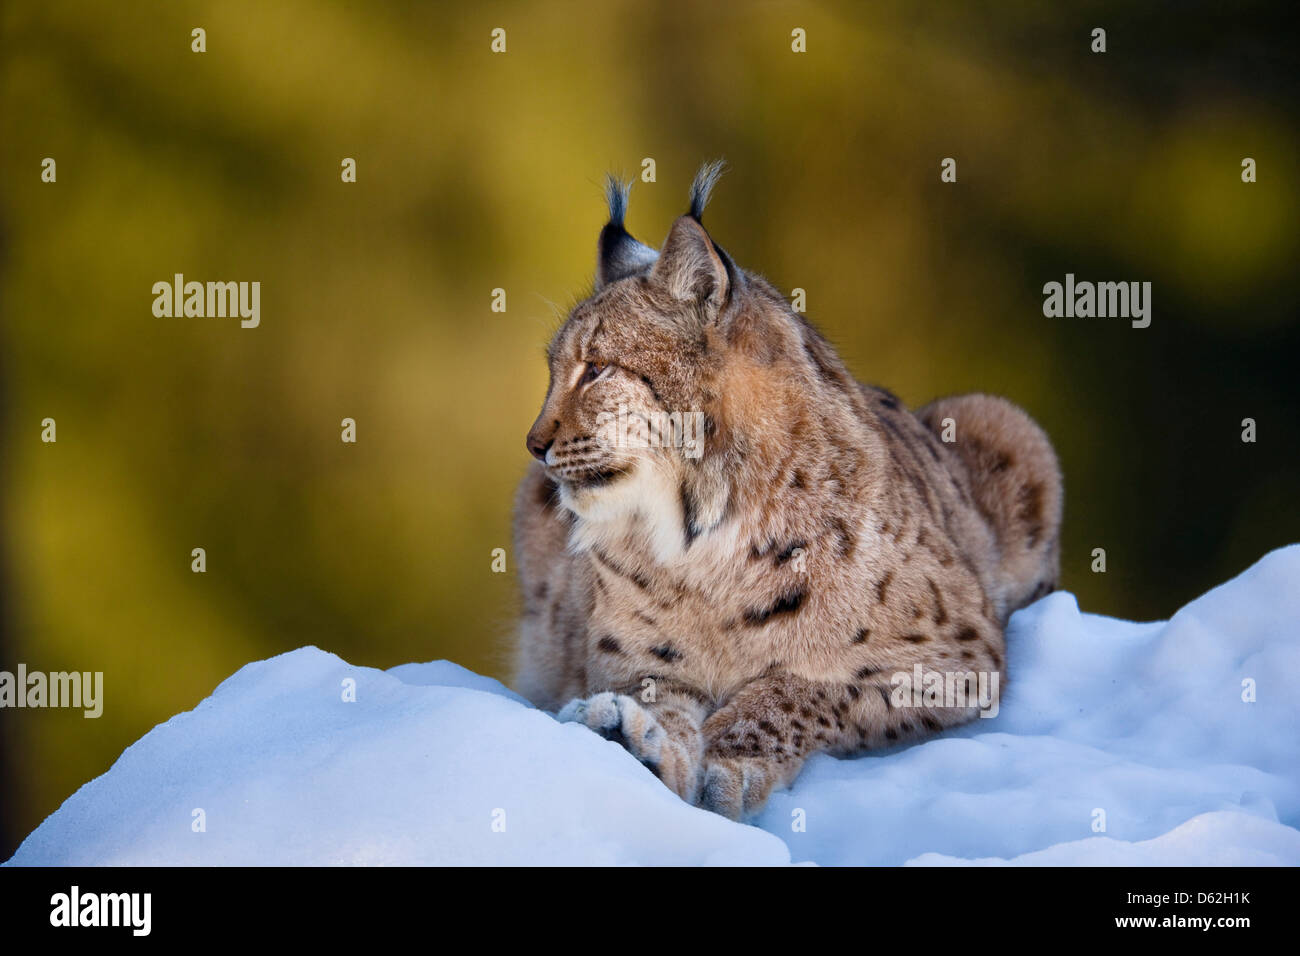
[1, 0, 1296, 858]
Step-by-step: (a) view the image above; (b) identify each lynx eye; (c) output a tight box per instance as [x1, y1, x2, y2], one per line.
[580, 362, 609, 386]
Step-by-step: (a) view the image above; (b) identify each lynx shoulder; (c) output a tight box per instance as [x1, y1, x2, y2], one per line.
[512, 164, 1062, 819]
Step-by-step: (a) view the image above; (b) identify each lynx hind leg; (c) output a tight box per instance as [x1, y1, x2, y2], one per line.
[916, 393, 1063, 614]
[512, 463, 586, 711]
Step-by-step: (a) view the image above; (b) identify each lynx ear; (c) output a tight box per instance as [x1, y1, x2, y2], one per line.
[651, 161, 731, 310]
[651, 215, 730, 310]
[596, 175, 658, 289]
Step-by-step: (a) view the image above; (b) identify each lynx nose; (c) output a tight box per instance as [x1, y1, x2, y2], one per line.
[526, 435, 552, 461]
[527, 416, 558, 462]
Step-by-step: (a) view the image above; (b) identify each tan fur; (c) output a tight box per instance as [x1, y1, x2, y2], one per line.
[512, 174, 1063, 819]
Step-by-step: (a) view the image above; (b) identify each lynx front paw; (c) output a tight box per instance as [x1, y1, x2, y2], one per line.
[698, 756, 776, 821]
[558, 692, 700, 802]
[558, 692, 666, 762]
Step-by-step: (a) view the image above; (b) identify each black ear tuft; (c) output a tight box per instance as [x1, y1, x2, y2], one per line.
[604, 173, 631, 227]
[596, 174, 658, 289]
[688, 160, 726, 221]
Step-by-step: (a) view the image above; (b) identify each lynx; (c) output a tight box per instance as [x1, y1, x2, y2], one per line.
[513, 163, 1062, 819]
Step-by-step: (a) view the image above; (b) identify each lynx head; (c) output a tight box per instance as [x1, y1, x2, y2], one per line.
[526, 162, 830, 562]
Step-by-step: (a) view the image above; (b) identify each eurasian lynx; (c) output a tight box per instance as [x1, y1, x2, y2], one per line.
[513, 163, 1062, 819]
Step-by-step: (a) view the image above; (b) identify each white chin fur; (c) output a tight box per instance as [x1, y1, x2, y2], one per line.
[560, 460, 687, 565]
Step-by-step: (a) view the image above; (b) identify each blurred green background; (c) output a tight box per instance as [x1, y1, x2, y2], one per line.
[1, 0, 1296, 857]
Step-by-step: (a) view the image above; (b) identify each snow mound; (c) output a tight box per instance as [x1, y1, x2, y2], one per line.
[8, 546, 1300, 866]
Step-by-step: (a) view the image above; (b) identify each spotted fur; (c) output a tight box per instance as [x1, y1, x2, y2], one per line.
[513, 164, 1063, 819]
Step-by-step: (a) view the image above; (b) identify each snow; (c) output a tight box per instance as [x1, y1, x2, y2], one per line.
[8, 545, 1300, 866]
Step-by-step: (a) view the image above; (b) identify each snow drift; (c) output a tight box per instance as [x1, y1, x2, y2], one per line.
[8, 546, 1300, 866]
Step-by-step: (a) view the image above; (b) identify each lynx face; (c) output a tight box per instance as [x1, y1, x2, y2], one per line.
[527, 300, 688, 529]
[526, 334, 649, 493]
